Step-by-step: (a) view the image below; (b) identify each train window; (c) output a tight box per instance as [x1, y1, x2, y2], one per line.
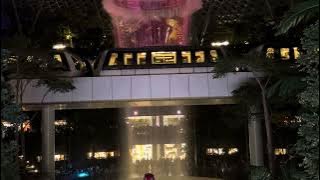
[124, 53, 134, 65]
[151, 51, 177, 64]
[293, 47, 300, 60]
[266, 48, 275, 59]
[137, 52, 147, 65]
[195, 51, 205, 63]
[182, 51, 192, 63]
[210, 50, 218, 62]
[53, 54, 63, 62]
[108, 53, 119, 66]
[280, 48, 290, 60]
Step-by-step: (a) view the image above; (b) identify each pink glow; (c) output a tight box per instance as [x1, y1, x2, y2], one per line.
[102, 0, 202, 48]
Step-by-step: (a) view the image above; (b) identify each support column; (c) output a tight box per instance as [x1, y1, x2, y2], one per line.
[248, 104, 264, 166]
[41, 105, 55, 180]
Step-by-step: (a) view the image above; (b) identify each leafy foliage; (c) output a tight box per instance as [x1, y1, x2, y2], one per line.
[1, 141, 20, 180]
[294, 21, 319, 179]
[250, 166, 272, 180]
[276, 0, 319, 35]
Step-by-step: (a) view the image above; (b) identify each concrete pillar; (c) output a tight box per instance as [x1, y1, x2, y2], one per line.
[41, 106, 55, 180]
[248, 104, 264, 166]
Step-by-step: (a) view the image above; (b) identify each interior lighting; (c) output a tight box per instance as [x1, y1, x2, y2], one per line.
[228, 148, 239, 155]
[2, 121, 14, 127]
[54, 120, 67, 126]
[235, 67, 240, 71]
[211, 41, 230, 47]
[133, 111, 139, 116]
[52, 43, 66, 50]
[77, 171, 90, 178]
[177, 110, 181, 114]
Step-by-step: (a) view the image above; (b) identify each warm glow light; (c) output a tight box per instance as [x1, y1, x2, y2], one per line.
[228, 148, 239, 155]
[87, 151, 115, 159]
[275, 148, 287, 155]
[133, 111, 139, 116]
[54, 154, 66, 161]
[130, 144, 153, 163]
[211, 41, 230, 47]
[54, 120, 67, 126]
[52, 43, 66, 50]
[177, 110, 181, 114]
[207, 148, 225, 155]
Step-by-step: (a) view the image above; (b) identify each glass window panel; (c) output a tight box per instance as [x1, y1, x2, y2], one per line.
[182, 51, 191, 63]
[130, 144, 153, 163]
[126, 116, 153, 127]
[293, 47, 300, 60]
[108, 53, 119, 66]
[228, 148, 239, 155]
[195, 51, 205, 63]
[124, 53, 134, 65]
[164, 143, 186, 160]
[163, 115, 185, 126]
[266, 48, 275, 59]
[151, 51, 177, 64]
[210, 50, 218, 62]
[280, 48, 290, 60]
[54, 154, 66, 161]
[137, 52, 147, 65]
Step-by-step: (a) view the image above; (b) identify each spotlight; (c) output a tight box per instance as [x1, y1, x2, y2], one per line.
[235, 67, 240, 72]
[177, 110, 181, 114]
[133, 111, 138, 116]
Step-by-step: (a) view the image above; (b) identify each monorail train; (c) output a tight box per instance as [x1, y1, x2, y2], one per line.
[6, 45, 300, 78]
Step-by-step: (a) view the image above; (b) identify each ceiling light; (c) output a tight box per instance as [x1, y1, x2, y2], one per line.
[211, 41, 230, 47]
[133, 111, 138, 116]
[52, 43, 66, 50]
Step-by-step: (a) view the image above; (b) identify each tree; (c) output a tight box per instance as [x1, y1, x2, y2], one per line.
[276, 0, 319, 35]
[212, 49, 306, 178]
[293, 21, 319, 179]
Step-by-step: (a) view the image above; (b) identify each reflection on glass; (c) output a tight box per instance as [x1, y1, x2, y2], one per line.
[130, 144, 153, 163]
[195, 51, 205, 63]
[274, 148, 287, 155]
[137, 52, 147, 65]
[210, 50, 218, 62]
[280, 48, 290, 60]
[53, 54, 62, 62]
[293, 47, 300, 60]
[266, 48, 275, 59]
[108, 53, 119, 66]
[182, 51, 191, 63]
[207, 148, 225, 155]
[152, 51, 177, 64]
[164, 143, 186, 160]
[163, 115, 185, 126]
[124, 53, 134, 65]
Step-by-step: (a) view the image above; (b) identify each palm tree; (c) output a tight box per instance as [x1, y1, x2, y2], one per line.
[276, 0, 319, 35]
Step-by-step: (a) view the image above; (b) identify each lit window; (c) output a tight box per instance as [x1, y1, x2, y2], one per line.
[182, 51, 191, 63]
[163, 115, 185, 126]
[207, 148, 225, 156]
[36, 156, 42, 162]
[21, 120, 31, 132]
[151, 51, 177, 64]
[228, 148, 239, 155]
[280, 48, 290, 60]
[53, 54, 62, 62]
[55, 120, 67, 126]
[274, 148, 287, 155]
[137, 52, 147, 65]
[210, 50, 218, 62]
[195, 51, 205, 63]
[108, 53, 119, 66]
[266, 48, 275, 59]
[87, 151, 116, 159]
[126, 116, 153, 127]
[130, 144, 153, 163]
[164, 143, 186, 160]
[124, 53, 134, 65]
[293, 47, 300, 60]
[54, 154, 66, 161]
